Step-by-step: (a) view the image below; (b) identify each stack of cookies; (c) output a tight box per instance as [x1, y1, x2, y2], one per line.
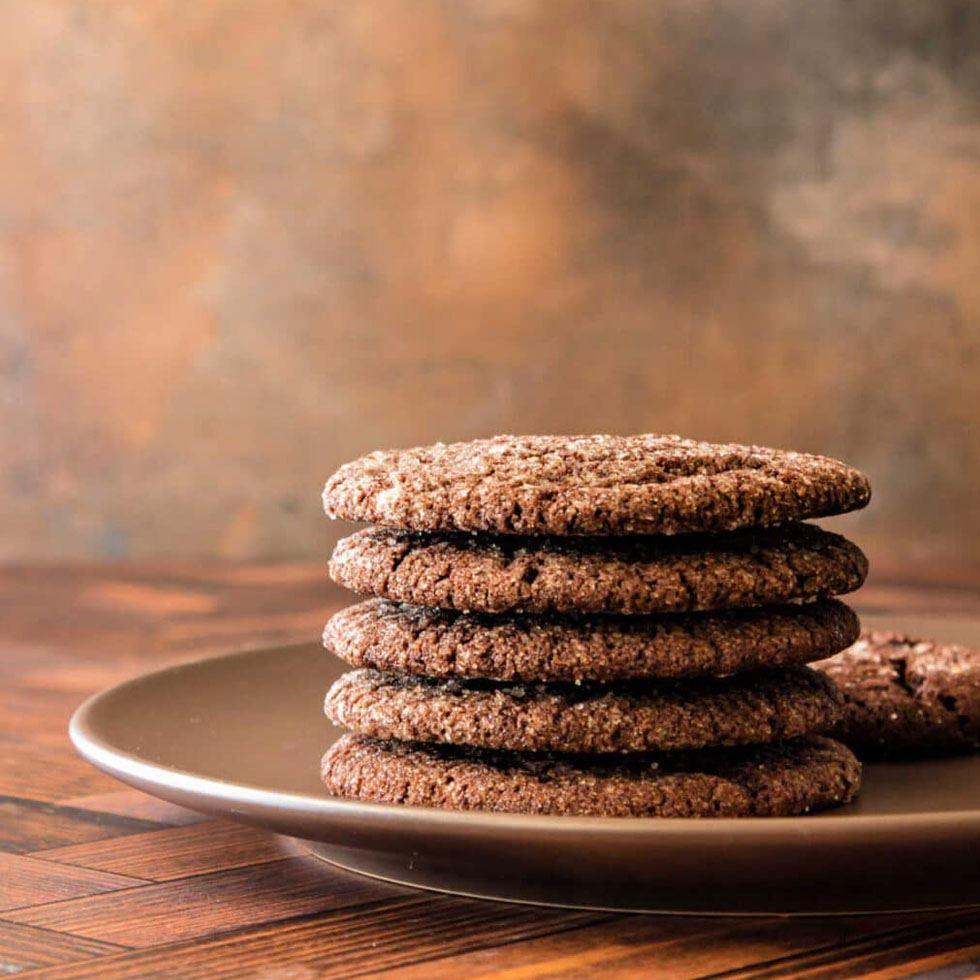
[320, 435, 871, 818]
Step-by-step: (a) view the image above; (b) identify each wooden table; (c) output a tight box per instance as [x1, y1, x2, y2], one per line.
[2, 563, 979, 978]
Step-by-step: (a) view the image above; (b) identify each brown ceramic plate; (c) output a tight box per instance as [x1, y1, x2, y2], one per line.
[70, 629, 980, 915]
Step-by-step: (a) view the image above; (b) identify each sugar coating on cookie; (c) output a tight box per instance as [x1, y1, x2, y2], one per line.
[816, 632, 980, 758]
[325, 598, 860, 682]
[329, 523, 868, 615]
[325, 666, 844, 753]
[322, 434, 871, 536]
[321, 733, 862, 817]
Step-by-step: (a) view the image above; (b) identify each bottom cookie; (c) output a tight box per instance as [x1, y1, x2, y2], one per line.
[816, 632, 980, 758]
[321, 734, 861, 818]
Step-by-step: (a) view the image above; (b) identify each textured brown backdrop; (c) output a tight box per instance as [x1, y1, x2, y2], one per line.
[1, 0, 978, 569]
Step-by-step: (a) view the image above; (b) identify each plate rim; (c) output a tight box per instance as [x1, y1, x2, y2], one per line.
[69, 642, 980, 838]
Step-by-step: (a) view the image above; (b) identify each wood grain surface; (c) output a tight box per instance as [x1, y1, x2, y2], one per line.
[0, 563, 978, 978]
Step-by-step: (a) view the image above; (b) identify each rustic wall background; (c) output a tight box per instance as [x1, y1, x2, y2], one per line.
[2, 0, 978, 570]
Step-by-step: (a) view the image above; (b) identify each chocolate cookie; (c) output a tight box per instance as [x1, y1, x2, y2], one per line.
[321, 734, 861, 817]
[325, 598, 860, 682]
[322, 434, 870, 536]
[817, 632, 980, 758]
[325, 666, 842, 753]
[329, 523, 868, 615]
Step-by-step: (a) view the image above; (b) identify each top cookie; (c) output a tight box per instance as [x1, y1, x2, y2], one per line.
[322, 434, 870, 536]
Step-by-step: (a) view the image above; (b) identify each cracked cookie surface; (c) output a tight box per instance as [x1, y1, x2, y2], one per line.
[816, 632, 980, 758]
[321, 733, 861, 817]
[329, 523, 868, 615]
[325, 598, 860, 681]
[324, 665, 843, 753]
[322, 434, 870, 536]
